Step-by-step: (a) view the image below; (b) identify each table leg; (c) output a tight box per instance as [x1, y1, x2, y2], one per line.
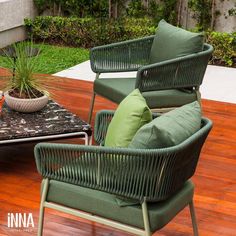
[89, 135, 93, 145]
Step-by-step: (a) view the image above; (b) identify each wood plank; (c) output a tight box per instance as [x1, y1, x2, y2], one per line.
[0, 70, 236, 235]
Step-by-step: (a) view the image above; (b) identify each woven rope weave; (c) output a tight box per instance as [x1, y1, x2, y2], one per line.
[136, 44, 213, 92]
[90, 36, 154, 73]
[35, 111, 212, 202]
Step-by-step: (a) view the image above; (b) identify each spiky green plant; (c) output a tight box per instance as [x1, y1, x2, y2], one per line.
[2, 42, 49, 98]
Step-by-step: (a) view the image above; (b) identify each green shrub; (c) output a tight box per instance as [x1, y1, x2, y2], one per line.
[25, 16, 155, 48]
[126, 0, 146, 18]
[34, 0, 108, 17]
[188, 0, 212, 30]
[25, 16, 236, 67]
[206, 31, 236, 66]
[126, 0, 178, 25]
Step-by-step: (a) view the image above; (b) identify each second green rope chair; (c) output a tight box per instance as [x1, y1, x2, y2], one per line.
[88, 20, 213, 123]
[35, 110, 212, 236]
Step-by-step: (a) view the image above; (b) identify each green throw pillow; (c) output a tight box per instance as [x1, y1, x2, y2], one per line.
[150, 19, 204, 63]
[105, 89, 152, 147]
[129, 101, 202, 149]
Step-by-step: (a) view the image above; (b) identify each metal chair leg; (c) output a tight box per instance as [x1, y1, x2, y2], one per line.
[88, 92, 96, 124]
[196, 89, 201, 106]
[88, 73, 100, 124]
[142, 199, 152, 236]
[189, 200, 199, 236]
[38, 179, 49, 236]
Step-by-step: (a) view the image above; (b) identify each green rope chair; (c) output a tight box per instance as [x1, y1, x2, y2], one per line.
[35, 111, 212, 236]
[88, 36, 213, 122]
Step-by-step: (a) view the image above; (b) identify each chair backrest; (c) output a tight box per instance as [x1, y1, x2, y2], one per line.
[142, 117, 212, 201]
[136, 43, 214, 92]
[35, 115, 212, 202]
[93, 117, 212, 202]
[93, 111, 213, 201]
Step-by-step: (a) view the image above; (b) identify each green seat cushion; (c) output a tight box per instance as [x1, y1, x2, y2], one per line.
[104, 89, 152, 147]
[150, 19, 204, 63]
[129, 101, 202, 149]
[94, 77, 198, 108]
[45, 180, 194, 232]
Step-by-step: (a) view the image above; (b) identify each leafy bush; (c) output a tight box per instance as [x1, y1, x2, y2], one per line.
[188, 0, 212, 30]
[34, 0, 108, 17]
[126, 0, 146, 18]
[25, 16, 236, 67]
[25, 16, 155, 48]
[206, 31, 236, 66]
[34, 0, 178, 25]
[127, 0, 178, 25]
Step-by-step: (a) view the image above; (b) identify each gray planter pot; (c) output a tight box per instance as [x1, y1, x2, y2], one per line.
[4, 91, 48, 113]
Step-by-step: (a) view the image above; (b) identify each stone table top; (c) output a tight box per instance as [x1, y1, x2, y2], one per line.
[0, 100, 92, 142]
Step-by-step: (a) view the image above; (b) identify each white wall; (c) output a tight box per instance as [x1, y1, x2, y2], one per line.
[143, 0, 235, 32]
[214, 0, 236, 32]
[0, 0, 36, 48]
[177, 0, 235, 32]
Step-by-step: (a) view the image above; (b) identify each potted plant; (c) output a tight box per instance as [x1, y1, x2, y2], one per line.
[1, 42, 49, 113]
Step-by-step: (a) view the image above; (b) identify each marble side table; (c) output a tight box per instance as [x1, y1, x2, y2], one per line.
[0, 100, 92, 145]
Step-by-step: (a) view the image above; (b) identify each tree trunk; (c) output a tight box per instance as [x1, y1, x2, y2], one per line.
[143, 0, 149, 10]
[58, 3, 62, 16]
[211, 0, 216, 30]
[185, 2, 189, 29]
[53, 2, 56, 16]
[114, 1, 118, 19]
[177, 0, 183, 26]
[109, 0, 112, 18]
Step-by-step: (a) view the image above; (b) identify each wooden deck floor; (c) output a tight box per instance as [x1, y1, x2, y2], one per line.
[0, 72, 236, 236]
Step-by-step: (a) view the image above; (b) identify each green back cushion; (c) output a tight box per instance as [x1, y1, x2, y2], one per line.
[129, 101, 201, 149]
[150, 19, 204, 63]
[105, 89, 152, 147]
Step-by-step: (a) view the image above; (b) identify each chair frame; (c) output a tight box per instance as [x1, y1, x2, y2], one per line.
[38, 178, 199, 236]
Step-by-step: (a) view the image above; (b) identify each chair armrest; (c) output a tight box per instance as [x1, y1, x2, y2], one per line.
[90, 36, 154, 73]
[136, 44, 213, 92]
[94, 110, 115, 145]
[34, 117, 212, 202]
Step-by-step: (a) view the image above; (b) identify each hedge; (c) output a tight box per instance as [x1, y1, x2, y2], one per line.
[25, 16, 236, 67]
[24, 17, 156, 48]
[206, 31, 236, 67]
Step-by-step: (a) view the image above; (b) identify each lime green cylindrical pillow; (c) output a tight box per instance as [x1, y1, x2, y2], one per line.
[105, 89, 152, 148]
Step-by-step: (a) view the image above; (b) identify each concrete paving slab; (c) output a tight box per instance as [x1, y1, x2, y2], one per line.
[200, 65, 236, 104]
